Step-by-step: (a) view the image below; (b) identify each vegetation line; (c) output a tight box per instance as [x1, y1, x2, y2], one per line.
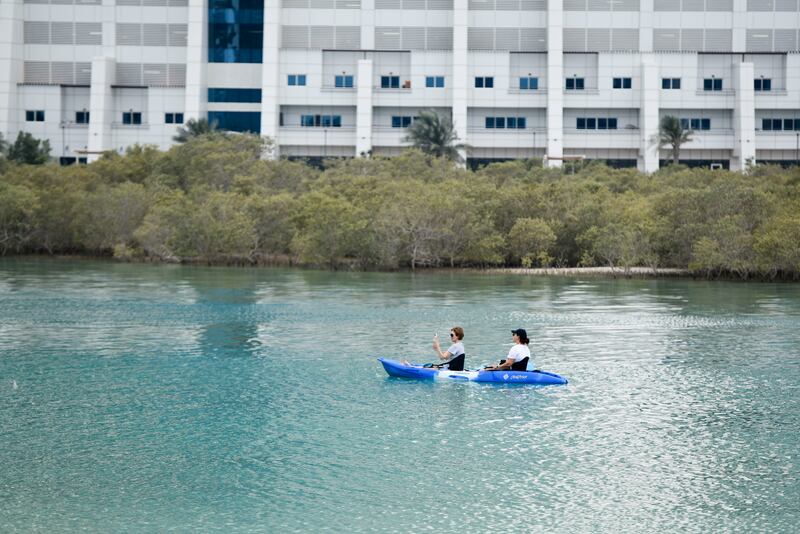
[1, 132, 799, 281]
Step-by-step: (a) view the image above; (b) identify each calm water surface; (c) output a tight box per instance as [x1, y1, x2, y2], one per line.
[1, 259, 798, 533]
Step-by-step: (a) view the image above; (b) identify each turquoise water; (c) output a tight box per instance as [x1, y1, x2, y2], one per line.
[1, 259, 799, 533]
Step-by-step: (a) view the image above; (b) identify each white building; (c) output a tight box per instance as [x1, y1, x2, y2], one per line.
[1, 0, 799, 170]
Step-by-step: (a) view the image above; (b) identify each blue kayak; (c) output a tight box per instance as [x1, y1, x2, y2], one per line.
[378, 358, 568, 386]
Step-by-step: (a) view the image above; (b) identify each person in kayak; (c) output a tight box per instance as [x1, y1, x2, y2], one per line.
[401, 326, 465, 370]
[430, 327, 465, 371]
[483, 328, 530, 371]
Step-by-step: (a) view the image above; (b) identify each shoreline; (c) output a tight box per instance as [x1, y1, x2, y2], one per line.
[5, 254, 791, 282]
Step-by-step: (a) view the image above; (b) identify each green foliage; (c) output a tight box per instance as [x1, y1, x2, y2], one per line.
[172, 118, 219, 143]
[658, 115, 693, 165]
[403, 110, 468, 163]
[6, 132, 51, 165]
[1, 132, 799, 278]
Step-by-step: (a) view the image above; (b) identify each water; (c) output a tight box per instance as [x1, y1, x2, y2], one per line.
[1, 258, 798, 533]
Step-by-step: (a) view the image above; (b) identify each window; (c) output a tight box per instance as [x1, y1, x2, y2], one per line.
[754, 78, 771, 91]
[762, 118, 772, 131]
[25, 110, 45, 122]
[613, 77, 632, 89]
[772, 119, 783, 131]
[208, 111, 261, 133]
[391, 116, 412, 128]
[426, 76, 445, 88]
[335, 75, 354, 88]
[288, 74, 307, 86]
[577, 117, 617, 130]
[485, 117, 495, 128]
[300, 114, 342, 128]
[566, 78, 585, 90]
[577, 117, 586, 129]
[381, 76, 400, 89]
[507, 117, 516, 129]
[165, 112, 184, 124]
[75, 111, 90, 124]
[608, 118, 617, 130]
[495, 117, 505, 129]
[703, 78, 723, 91]
[122, 112, 142, 125]
[519, 77, 538, 90]
[518, 117, 526, 129]
[701, 119, 710, 131]
[208, 0, 263, 64]
[485, 116, 526, 129]
[795, 119, 800, 131]
[663, 78, 681, 89]
[787, 119, 797, 131]
[586, 118, 596, 129]
[598, 118, 607, 129]
[680, 118, 690, 130]
[475, 77, 493, 88]
[208, 88, 262, 103]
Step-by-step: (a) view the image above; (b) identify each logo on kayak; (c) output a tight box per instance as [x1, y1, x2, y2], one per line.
[503, 373, 509, 380]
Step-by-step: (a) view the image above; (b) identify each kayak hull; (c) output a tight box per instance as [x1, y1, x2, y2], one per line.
[378, 358, 567, 385]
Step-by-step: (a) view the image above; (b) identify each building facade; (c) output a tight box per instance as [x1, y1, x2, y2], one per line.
[1, 0, 799, 170]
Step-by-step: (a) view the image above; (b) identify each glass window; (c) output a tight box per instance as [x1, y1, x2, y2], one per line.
[680, 118, 690, 130]
[208, 88, 262, 103]
[301, 115, 314, 127]
[762, 118, 772, 131]
[672, 78, 681, 89]
[517, 117, 526, 129]
[207, 111, 261, 133]
[507, 117, 517, 129]
[577, 117, 586, 129]
[392, 116, 401, 128]
[495, 117, 505, 129]
[662, 78, 670, 89]
[288, 75, 296, 86]
[763, 79, 771, 91]
[76, 111, 90, 124]
[613, 78, 622, 89]
[714, 79, 722, 90]
[485, 117, 495, 128]
[36, 110, 45, 122]
[298, 75, 306, 86]
[576, 78, 584, 90]
[520, 77, 529, 90]
[795, 119, 800, 131]
[208, 0, 264, 64]
[701, 118, 710, 131]
[690, 119, 700, 130]
[426, 76, 435, 88]
[772, 119, 782, 130]
[335, 75, 354, 88]
[321, 115, 332, 127]
[623, 78, 632, 89]
[381, 76, 399, 88]
[25, 110, 34, 121]
[608, 118, 617, 129]
[598, 118, 607, 129]
[165, 113, 174, 124]
[529, 77, 538, 90]
[586, 118, 596, 129]
[436, 76, 444, 87]
[485, 77, 494, 88]
[566, 78, 574, 90]
[475, 77, 484, 88]
[332, 115, 341, 127]
[704, 79, 713, 91]
[403, 117, 412, 127]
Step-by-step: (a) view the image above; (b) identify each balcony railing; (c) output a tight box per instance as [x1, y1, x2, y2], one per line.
[694, 89, 736, 96]
[507, 88, 548, 95]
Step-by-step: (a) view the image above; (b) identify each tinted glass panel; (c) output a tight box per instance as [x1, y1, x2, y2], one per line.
[608, 118, 617, 129]
[208, 88, 262, 103]
[208, 111, 261, 133]
[208, 0, 264, 64]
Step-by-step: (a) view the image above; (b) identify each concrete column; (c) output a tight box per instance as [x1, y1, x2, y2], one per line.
[0, 0, 23, 140]
[452, 0, 468, 164]
[731, 0, 748, 53]
[361, 0, 375, 50]
[260, 0, 282, 158]
[638, 0, 653, 52]
[732, 61, 755, 171]
[545, 0, 563, 167]
[185, 0, 208, 123]
[87, 57, 116, 163]
[356, 59, 374, 157]
[639, 56, 660, 173]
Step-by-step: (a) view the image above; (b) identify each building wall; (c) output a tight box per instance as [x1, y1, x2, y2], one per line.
[1, 0, 799, 169]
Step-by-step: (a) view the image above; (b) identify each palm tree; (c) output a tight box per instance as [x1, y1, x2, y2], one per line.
[403, 110, 468, 163]
[172, 118, 219, 143]
[658, 115, 693, 165]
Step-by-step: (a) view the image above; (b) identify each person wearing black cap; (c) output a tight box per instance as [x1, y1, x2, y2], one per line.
[484, 329, 531, 371]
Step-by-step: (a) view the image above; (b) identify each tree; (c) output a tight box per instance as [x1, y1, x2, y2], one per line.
[658, 115, 693, 165]
[6, 132, 51, 165]
[403, 110, 468, 163]
[507, 218, 556, 267]
[172, 118, 219, 143]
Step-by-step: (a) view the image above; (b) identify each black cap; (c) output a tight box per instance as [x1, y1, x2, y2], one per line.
[511, 328, 527, 338]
